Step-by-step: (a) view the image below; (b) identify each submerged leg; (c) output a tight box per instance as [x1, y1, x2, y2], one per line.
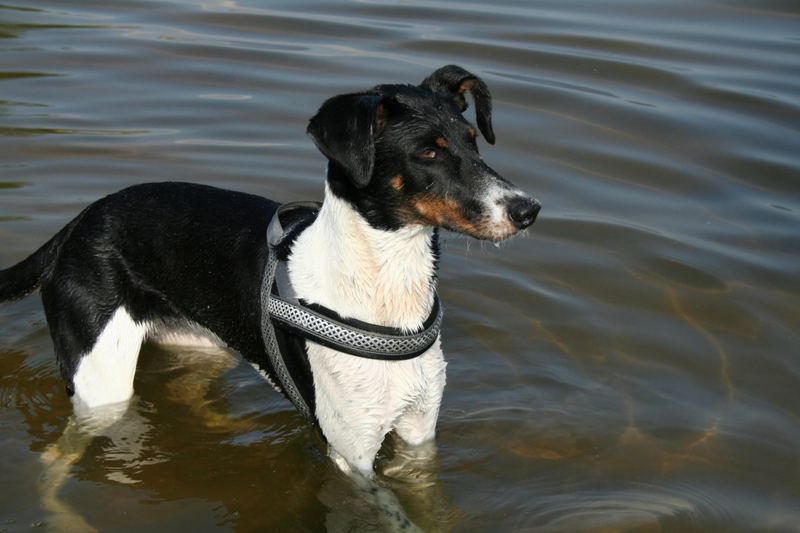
[69, 307, 148, 409]
[40, 401, 133, 533]
[38, 297, 147, 530]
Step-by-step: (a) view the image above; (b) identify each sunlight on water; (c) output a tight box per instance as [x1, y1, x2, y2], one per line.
[1, 0, 799, 530]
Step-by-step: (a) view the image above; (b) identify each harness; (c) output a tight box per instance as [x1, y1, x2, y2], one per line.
[259, 202, 444, 420]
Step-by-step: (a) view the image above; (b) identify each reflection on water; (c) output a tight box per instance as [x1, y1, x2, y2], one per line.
[3, 343, 456, 531]
[1, 0, 799, 530]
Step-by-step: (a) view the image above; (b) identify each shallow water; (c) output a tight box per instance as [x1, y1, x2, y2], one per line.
[1, 0, 799, 531]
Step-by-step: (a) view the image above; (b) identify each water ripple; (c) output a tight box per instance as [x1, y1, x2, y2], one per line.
[521, 482, 736, 531]
[1, 0, 799, 530]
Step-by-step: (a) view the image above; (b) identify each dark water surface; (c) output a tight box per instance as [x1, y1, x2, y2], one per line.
[1, 0, 799, 531]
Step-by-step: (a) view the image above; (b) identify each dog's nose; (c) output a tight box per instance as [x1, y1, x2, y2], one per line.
[507, 197, 541, 229]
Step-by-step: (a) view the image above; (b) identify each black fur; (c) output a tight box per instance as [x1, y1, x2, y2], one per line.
[306, 93, 385, 189]
[308, 67, 513, 232]
[421, 64, 495, 144]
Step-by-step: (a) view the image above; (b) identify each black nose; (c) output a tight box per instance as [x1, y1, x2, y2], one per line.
[507, 197, 541, 229]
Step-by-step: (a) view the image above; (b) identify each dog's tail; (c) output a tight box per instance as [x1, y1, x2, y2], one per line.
[0, 216, 80, 302]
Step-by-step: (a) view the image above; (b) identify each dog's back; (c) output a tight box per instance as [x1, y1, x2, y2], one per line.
[0, 182, 279, 396]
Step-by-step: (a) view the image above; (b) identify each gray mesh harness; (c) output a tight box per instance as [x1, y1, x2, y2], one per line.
[260, 202, 443, 420]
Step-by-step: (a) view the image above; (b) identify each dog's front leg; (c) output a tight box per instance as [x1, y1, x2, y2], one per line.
[393, 407, 440, 449]
[311, 360, 387, 476]
[385, 396, 443, 480]
[317, 401, 425, 532]
[394, 345, 447, 449]
[316, 395, 385, 476]
[382, 348, 446, 482]
[327, 440, 382, 477]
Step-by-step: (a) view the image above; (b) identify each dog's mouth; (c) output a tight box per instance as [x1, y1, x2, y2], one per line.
[404, 193, 540, 241]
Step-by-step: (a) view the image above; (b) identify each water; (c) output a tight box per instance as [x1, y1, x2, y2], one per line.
[1, 0, 799, 530]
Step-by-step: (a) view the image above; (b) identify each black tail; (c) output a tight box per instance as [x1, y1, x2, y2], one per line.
[0, 218, 78, 302]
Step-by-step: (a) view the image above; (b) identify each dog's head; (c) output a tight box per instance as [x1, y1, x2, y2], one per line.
[307, 65, 540, 241]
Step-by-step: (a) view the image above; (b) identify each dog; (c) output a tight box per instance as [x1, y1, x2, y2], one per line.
[0, 65, 539, 478]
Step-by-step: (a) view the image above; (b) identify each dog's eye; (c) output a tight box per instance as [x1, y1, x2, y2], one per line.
[419, 149, 437, 159]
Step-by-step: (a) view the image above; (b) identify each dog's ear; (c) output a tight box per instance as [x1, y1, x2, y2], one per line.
[421, 65, 495, 144]
[307, 93, 387, 189]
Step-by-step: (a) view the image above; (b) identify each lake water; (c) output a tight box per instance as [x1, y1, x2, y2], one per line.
[1, 0, 799, 531]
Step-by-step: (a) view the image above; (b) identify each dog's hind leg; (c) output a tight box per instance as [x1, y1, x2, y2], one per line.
[38, 286, 147, 531]
[41, 280, 148, 410]
[39, 414, 105, 533]
[69, 306, 148, 410]
[39, 399, 140, 532]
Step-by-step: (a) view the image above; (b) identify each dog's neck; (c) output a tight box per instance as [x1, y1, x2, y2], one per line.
[287, 183, 438, 332]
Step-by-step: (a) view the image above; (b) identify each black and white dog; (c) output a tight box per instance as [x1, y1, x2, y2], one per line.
[0, 65, 539, 477]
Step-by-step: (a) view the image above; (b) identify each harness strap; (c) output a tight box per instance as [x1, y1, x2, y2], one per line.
[268, 293, 442, 360]
[260, 227, 313, 419]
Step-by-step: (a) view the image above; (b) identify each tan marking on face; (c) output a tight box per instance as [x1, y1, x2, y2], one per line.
[467, 127, 477, 140]
[402, 193, 519, 241]
[435, 136, 448, 148]
[410, 196, 481, 236]
[390, 174, 404, 191]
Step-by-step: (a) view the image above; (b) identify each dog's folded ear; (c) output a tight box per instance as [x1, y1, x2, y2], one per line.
[307, 93, 387, 189]
[421, 65, 495, 145]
